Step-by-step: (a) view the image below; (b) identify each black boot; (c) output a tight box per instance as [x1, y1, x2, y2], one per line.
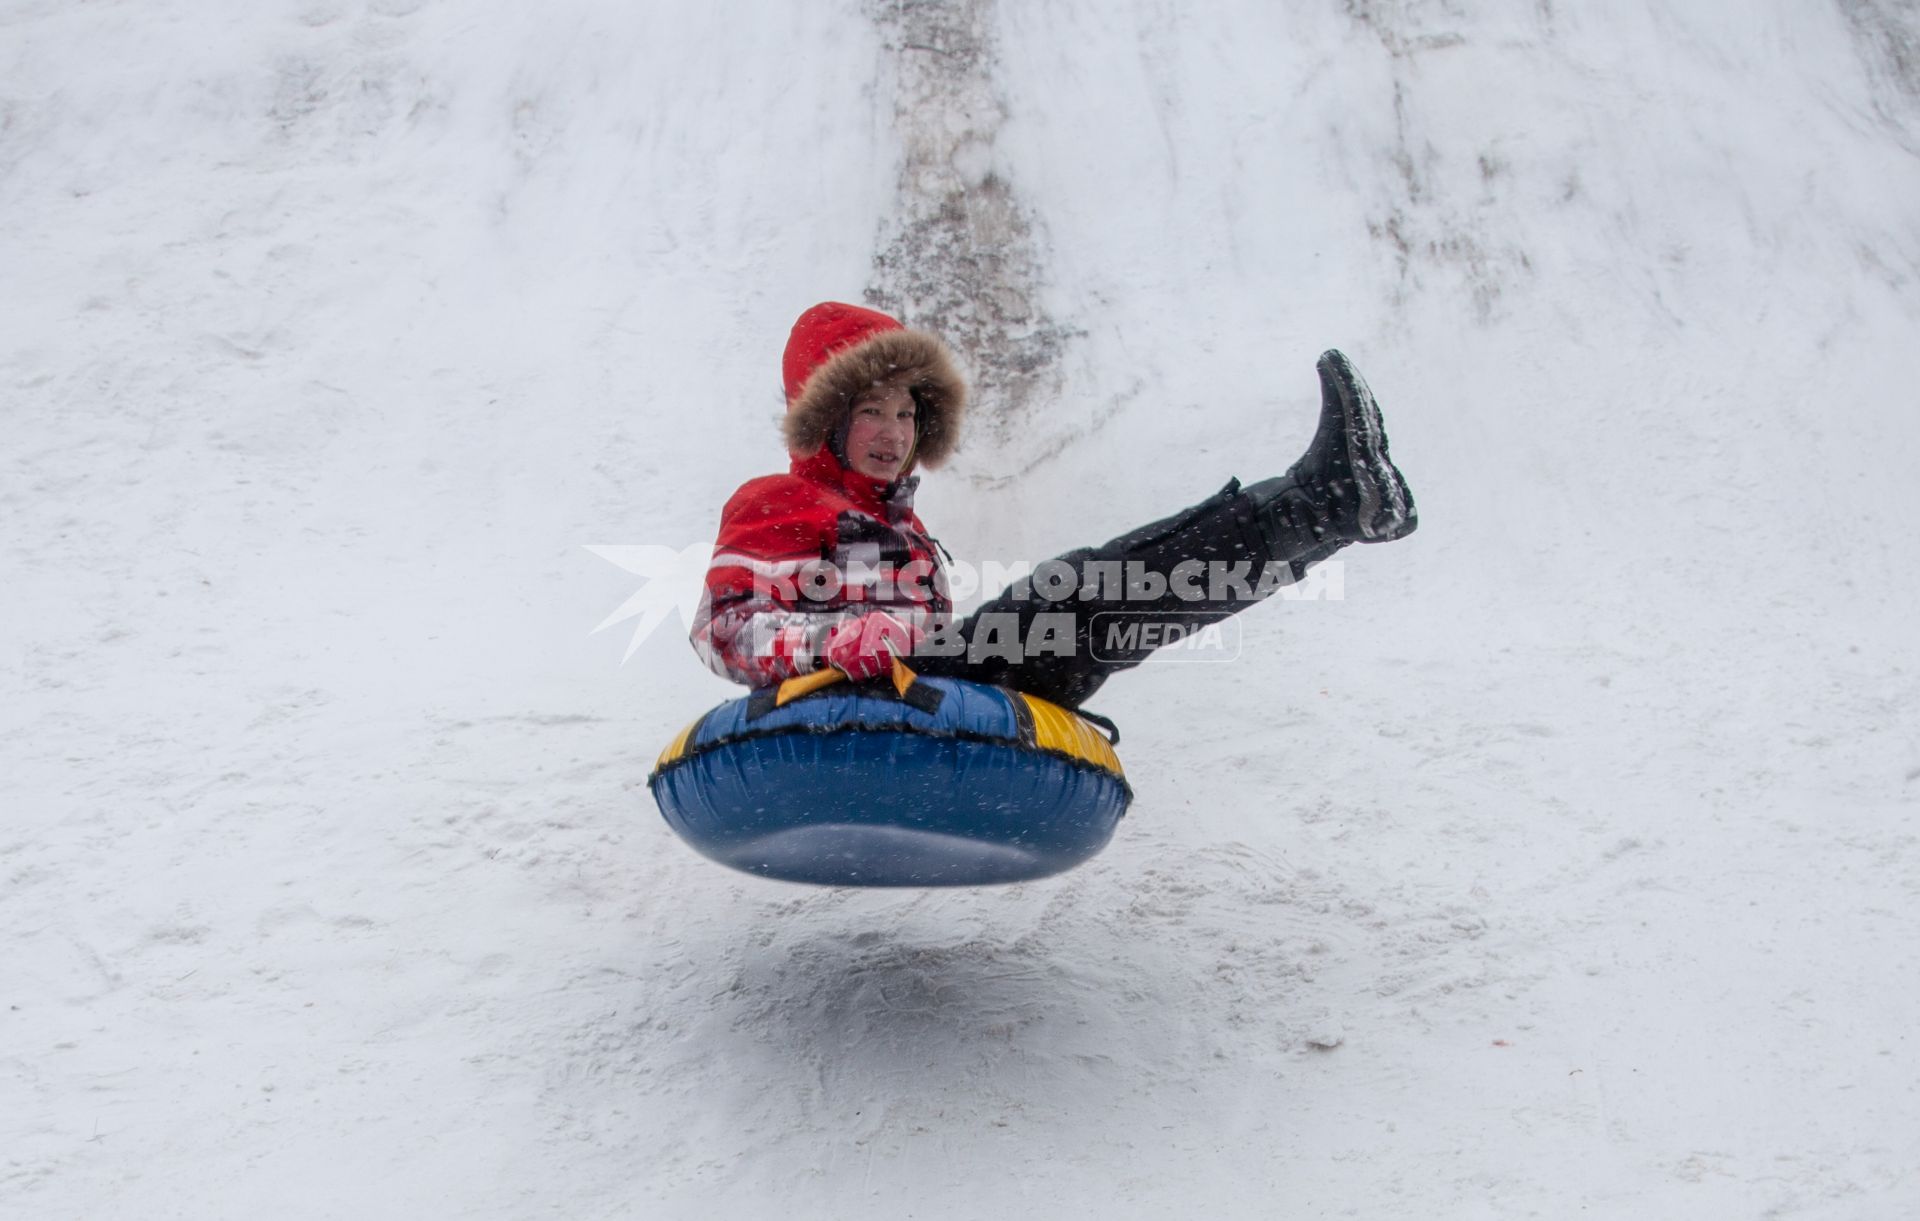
[1243, 349, 1417, 571]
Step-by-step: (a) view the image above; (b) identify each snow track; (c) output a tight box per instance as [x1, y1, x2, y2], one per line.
[863, 0, 1077, 470]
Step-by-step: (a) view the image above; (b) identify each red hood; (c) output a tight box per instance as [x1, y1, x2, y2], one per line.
[780, 302, 967, 471]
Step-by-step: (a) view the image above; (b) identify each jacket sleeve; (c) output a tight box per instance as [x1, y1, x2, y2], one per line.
[689, 476, 848, 688]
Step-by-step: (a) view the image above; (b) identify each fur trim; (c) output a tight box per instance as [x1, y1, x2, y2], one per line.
[783, 329, 966, 468]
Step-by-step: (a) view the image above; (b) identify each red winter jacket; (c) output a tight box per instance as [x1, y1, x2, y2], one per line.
[691, 447, 952, 686]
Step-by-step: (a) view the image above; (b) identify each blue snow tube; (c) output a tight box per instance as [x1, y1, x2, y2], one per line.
[648, 663, 1130, 887]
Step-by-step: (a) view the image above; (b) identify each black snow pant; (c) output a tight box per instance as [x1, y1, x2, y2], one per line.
[907, 478, 1344, 709]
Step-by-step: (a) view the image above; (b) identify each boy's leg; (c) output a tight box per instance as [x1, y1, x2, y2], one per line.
[910, 351, 1416, 706]
[910, 480, 1268, 705]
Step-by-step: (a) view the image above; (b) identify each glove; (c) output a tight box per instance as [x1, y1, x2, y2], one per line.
[823, 610, 925, 681]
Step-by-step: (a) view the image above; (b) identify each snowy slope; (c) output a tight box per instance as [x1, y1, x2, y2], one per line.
[6, 1, 1920, 1218]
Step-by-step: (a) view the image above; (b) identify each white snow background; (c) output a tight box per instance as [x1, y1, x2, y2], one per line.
[6, 0, 1920, 1217]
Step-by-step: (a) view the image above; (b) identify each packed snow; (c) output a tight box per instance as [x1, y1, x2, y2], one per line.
[6, 1, 1919, 1217]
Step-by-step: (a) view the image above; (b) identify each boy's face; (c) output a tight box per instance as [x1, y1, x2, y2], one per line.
[845, 374, 918, 482]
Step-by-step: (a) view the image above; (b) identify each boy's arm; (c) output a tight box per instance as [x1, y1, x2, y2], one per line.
[691, 582, 841, 688]
[689, 477, 846, 688]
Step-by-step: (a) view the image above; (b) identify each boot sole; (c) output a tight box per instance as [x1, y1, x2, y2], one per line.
[1317, 350, 1416, 542]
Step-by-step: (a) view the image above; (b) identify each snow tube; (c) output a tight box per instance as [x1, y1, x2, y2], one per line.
[648, 662, 1130, 886]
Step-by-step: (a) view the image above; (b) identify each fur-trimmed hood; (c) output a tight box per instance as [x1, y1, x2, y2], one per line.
[780, 302, 967, 470]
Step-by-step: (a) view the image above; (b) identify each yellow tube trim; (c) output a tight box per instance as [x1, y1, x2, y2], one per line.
[776, 666, 845, 707]
[889, 656, 919, 699]
[1019, 693, 1125, 777]
[654, 716, 702, 770]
